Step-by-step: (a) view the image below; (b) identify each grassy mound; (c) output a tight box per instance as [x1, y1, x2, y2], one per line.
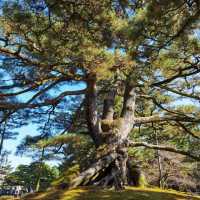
[20, 187, 200, 200]
[0, 196, 20, 200]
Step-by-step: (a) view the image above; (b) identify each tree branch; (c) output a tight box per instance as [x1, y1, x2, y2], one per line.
[176, 121, 200, 140]
[121, 82, 136, 120]
[129, 141, 200, 161]
[152, 66, 200, 87]
[0, 47, 53, 68]
[134, 114, 200, 124]
[85, 74, 102, 146]
[158, 85, 200, 101]
[102, 90, 116, 120]
[0, 89, 86, 110]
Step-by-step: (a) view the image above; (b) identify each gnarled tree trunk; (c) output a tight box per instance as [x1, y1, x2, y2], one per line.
[70, 77, 141, 190]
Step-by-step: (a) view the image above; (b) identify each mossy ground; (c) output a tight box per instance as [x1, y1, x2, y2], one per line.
[13, 187, 200, 200]
[0, 196, 19, 200]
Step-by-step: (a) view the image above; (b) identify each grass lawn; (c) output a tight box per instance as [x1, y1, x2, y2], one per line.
[0, 196, 19, 200]
[20, 187, 200, 200]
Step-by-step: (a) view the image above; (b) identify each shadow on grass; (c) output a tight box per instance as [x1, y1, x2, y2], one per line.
[22, 189, 65, 200]
[22, 187, 200, 200]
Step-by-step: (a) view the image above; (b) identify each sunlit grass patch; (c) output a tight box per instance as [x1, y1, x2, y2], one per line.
[0, 196, 19, 200]
[22, 186, 200, 200]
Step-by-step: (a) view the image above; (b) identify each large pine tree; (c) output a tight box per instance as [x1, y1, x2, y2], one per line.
[0, 0, 200, 189]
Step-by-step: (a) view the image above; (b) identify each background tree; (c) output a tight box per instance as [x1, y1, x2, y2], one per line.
[4, 162, 59, 192]
[0, 151, 12, 187]
[0, 111, 20, 156]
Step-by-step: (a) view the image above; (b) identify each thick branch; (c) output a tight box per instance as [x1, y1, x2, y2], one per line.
[159, 86, 200, 101]
[176, 121, 200, 140]
[0, 85, 38, 97]
[102, 90, 116, 120]
[134, 114, 200, 124]
[0, 76, 73, 98]
[152, 65, 200, 87]
[117, 81, 137, 140]
[85, 74, 102, 146]
[121, 82, 136, 120]
[0, 47, 54, 68]
[129, 141, 200, 161]
[0, 48, 84, 82]
[138, 94, 186, 116]
[0, 89, 86, 109]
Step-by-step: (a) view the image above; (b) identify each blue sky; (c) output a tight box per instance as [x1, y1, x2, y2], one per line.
[4, 124, 63, 169]
[4, 124, 38, 168]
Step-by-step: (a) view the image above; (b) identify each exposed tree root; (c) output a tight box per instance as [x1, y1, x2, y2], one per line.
[69, 150, 142, 190]
[69, 153, 117, 188]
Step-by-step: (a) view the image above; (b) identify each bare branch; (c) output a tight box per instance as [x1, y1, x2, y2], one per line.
[152, 66, 200, 87]
[176, 121, 200, 140]
[0, 89, 86, 110]
[102, 90, 116, 120]
[121, 82, 136, 120]
[85, 74, 102, 146]
[134, 114, 200, 124]
[129, 141, 200, 161]
[0, 47, 53, 68]
[159, 85, 200, 101]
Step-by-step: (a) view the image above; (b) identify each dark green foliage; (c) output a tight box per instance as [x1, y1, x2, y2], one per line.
[4, 162, 59, 191]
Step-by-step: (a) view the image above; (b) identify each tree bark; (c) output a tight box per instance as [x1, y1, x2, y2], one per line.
[85, 74, 102, 146]
[35, 148, 45, 192]
[0, 121, 7, 156]
[129, 141, 200, 161]
[119, 82, 136, 140]
[102, 90, 116, 120]
[70, 79, 139, 190]
[70, 153, 118, 188]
